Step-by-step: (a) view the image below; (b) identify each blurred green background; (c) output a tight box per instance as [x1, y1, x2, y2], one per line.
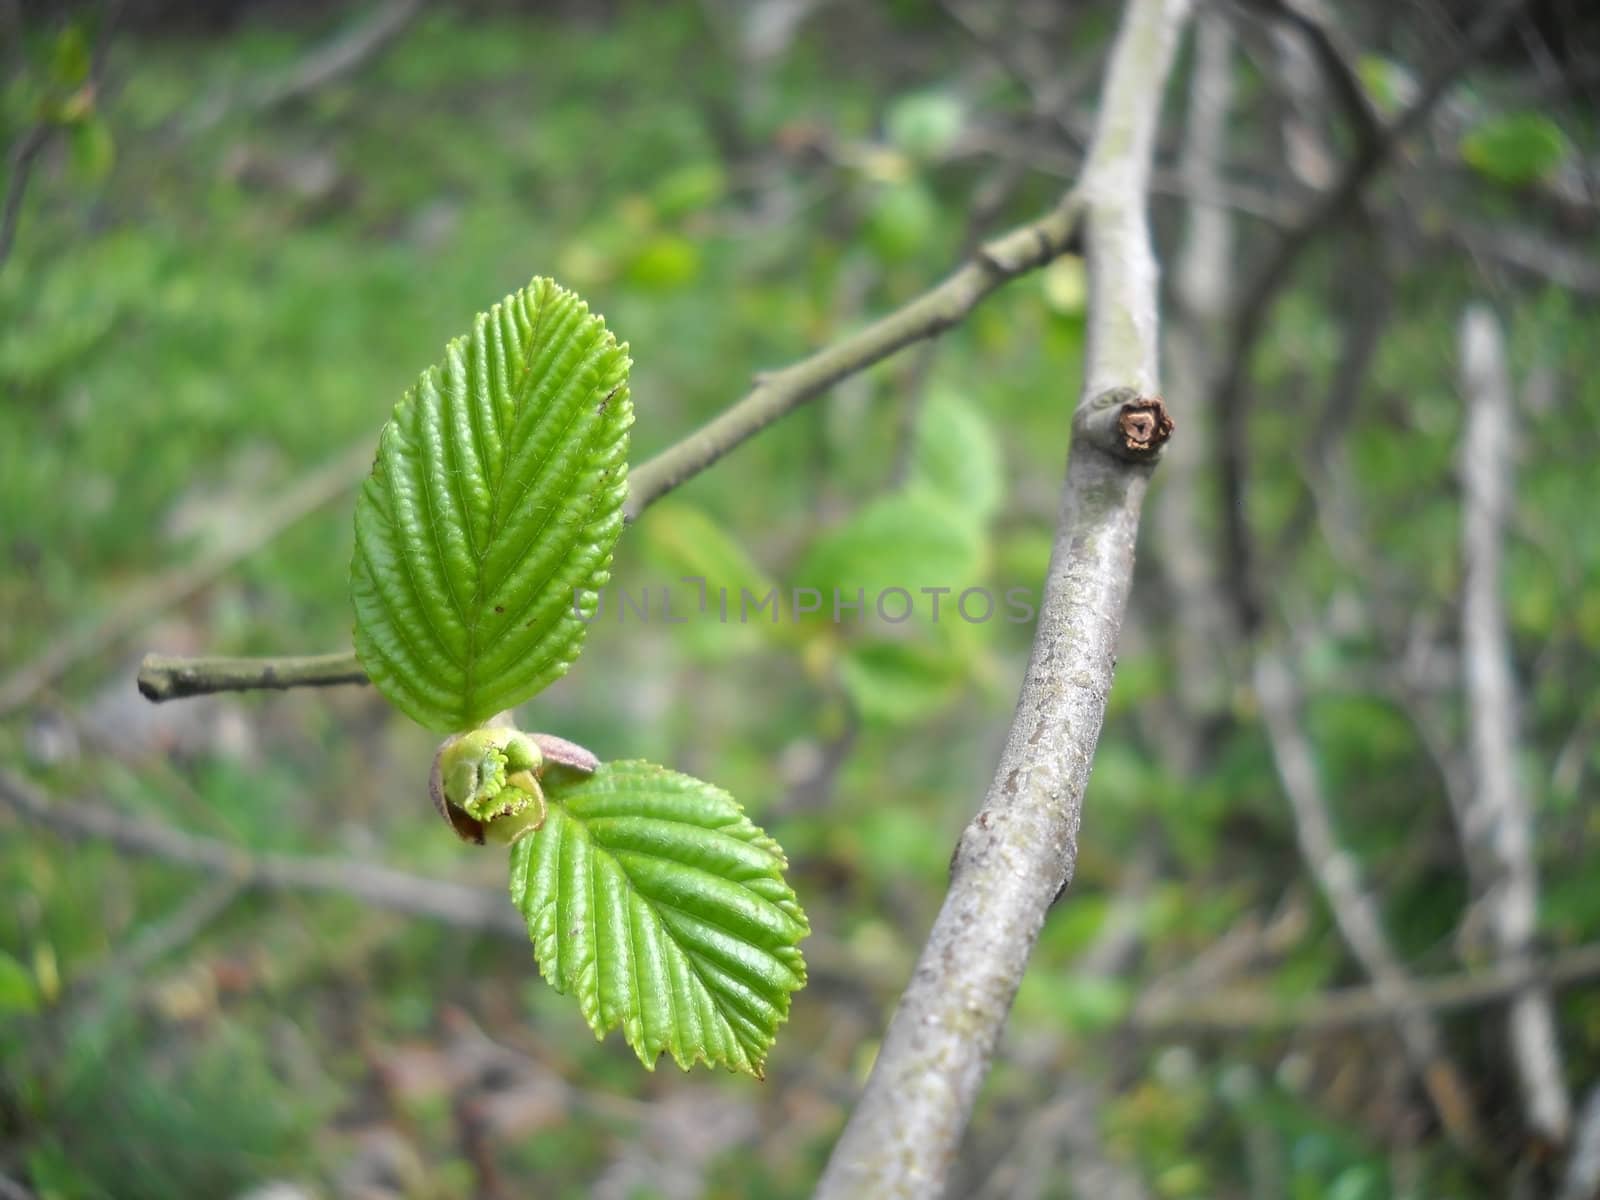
[2, 1, 1599, 1197]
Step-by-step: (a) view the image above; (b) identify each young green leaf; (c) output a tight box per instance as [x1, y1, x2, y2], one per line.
[798, 490, 983, 602]
[909, 389, 1005, 525]
[509, 760, 808, 1077]
[351, 278, 632, 731]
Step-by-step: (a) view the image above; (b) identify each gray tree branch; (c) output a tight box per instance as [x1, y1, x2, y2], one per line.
[0, 767, 523, 938]
[1213, 0, 1529, 635]
[1457, 304, 1570, 1143]
[1154, 8, 1236, 735]
[1253, 651, 1483, 1147]
[812, 1, 1190, 1194]
[1559, 1086, 1600, 1200]
[186, 0, 426, 135]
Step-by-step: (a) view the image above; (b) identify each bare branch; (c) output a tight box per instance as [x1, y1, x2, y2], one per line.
[0, 124, 51, 273]
[1132, 941, 1600, 1034]
[138, 650, 367, 701]
[813, 2, 1191, 1194]
[136, 175, 1097, 707]
[0, 439, 376, 717]
[1558, 1086, 1600, 1200]
[0, 0, 123, 273]
[624, 196, 1082, 518]
[1213, 0, 1529, 634]
[1153, 8, 1237, 735]
[1232, 0, 1383, 158]
[186, 0, 426, 134]
[1253, 651, 1483, 1148]
[0, 767, 523, 938]
[1457, 304, 1570, 1143]
[135, 182, 1080, 705]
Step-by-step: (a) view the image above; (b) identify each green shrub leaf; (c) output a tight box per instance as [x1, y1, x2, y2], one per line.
[1460, 113, 1570, 187]
[351, 278, 632, 731]
[909, 390, 1004, 524]
[799, 490, 982, 601]
[840, 638, 966, 726]
[510, 761, 808, 1077]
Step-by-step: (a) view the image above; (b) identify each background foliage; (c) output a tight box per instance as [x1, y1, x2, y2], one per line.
[2, 1, 1598, 1197]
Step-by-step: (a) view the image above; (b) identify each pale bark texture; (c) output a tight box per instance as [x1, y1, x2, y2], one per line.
[1154, 8, 1235, 735]
[1254, 652, 1481, 1147]
[813, 1, 1190, 1194]
[1458, 304, 1570, 1143]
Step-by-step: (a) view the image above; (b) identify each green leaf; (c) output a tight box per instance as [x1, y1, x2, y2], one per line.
[909, 390, 1004, 524]
[864, 181, 940, 264]
[799, 490, 983, 601]
[640, 502, 776, 601]
[69, 114, 115, 185]
[1460, 113, 1570, 187]
[885, 90, 964, 160]
[351, 278, 632, 731]
[640, 501, 784, 659]
[509, 761, 808, 1076]
[0, 950, 38, 1015]
[839, 638, 965, 726]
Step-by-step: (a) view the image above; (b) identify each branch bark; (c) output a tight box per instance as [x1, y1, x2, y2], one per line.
[1559, 1086, 1600, 1200]
[1457, 304, 1570, 1143]
[137, 650, 367, 701]
[1253, 651, 1483, 1147]
[813, 2, 1190, 1194]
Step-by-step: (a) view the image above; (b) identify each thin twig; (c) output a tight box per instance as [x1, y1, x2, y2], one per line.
[1254, 651, 1483, 1147]
[137, 650, 367, 701]
[1132, 941, 1600, 1034]
[0, 124, 51, 273]
[1213, 0, 1529, 634]
[0, 0, 123, 274]
[813, 2, 1190, 1194]
[186, 0, 426, 135]
[9, 762, 1597, 1055]
[0, 767, 524, 938]
[624, 195, 1082, 519]
[1457, 304, 1570, 1143]
[1558, 1086, 1600, 1200]
[1232, 0, 1383, 157]
[0, 439, 375, 717]
[137, 179, 1092, 706]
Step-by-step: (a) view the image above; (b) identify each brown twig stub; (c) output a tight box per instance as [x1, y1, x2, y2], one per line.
[1116, 395, 1174, 456]
[1076, 386, 1175, 462]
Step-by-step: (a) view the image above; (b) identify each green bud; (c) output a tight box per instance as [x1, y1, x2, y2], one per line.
[430, 728, 546, 844]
